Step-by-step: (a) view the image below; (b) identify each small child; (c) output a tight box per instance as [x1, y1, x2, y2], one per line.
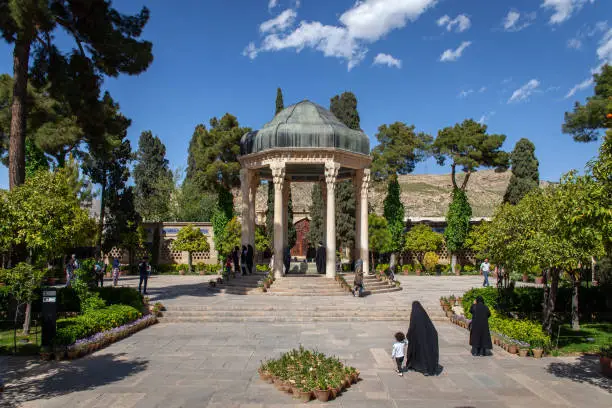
[224, 256, 232, 280]
[391, 332, 407, 376]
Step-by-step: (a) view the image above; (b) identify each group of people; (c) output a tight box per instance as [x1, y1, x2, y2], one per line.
[224, 245, 255, 278]
[64, 254, 123, 289]
[391, 296, 493, 376]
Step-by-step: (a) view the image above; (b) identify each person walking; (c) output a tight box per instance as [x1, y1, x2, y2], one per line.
[240, 245, 247, 276]
[315, 241, 326, 274]
[94, 257, 105, 287]
[232, 246, 240, 278]
[469, 296, 493, 356]
[112, 257, 120, 286]
[138, 256, 149, 295]
[65, 254, 78, 287]
[283, 247, 291, 275]
[353, 259, 365, 297]
[480, 258, 491, 287]
[246, 244, 254, 275]
[391, 332, 407, 376]
[405, 301, 441, 376]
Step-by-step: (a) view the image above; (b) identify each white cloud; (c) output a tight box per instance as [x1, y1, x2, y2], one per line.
[541, 0, 596, 24]
[479, 86, 487, 93]
[439, 41, 472, 62]
[437, 14, 471, 33]
[502, 10, 536, 31]
[567, 38, 582, 49]
[243, 42, 259, 59]
[478, 111, 496, 124]
[565, 78, 593, 98]
[508, 79, 540, 103]
[260, 9, 297, 34]
[565, 27, 612, 98]
[246, 0, 438, 70]
[373, 53, 402, 68]
[458, 89, 473, 98]
[268, 0, 278, 10]
[501, 77, 513, 84]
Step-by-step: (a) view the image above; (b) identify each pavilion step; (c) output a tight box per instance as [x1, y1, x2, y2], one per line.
[159, 315, 448, 323]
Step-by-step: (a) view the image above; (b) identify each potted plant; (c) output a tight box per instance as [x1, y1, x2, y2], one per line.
[448, 295, 456, 307]
[599, 346, 612, 378]
[293, 384, 312, 402]
[531, 339, 544, 359]
[454, 264, 461, 276]
[518, 342, 530, 357]
[314, 378, 330, 402]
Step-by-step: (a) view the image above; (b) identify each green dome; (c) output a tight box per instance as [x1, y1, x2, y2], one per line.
[240, 100, 370, 156]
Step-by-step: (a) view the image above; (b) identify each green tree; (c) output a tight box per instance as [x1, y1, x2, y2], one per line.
[383, 175, 405, 271]
[255, 225, 270, 254]
[287, 189, 297, 249]
[404, 224, 444, 264]
[0, 263, 45, 338]
[445, 188, 472, 273]
[433, 119, 509, 191]
[1, 1, 153, 189]
[215, 216, 241, 260]
[134, 130, 173, 221]
[330, 92, 360, 130]
[371, 122, 432, 181]
[104, 186, 141, 269]
[24, 139, 48, 179]
[504, 138, 539, 204]
[465, 222, 491, 262]
[368, 213, 392, 273]
[562, 64, 612, 142]
[171, 179, 217, 222]
[306, 183, 324, 246]
[265, 182, 274, 247]
[64, 153, 93, 206]
[275, 87, 284, 115]
[171, 225, 210, 272]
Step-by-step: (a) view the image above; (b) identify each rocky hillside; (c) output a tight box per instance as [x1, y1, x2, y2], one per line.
[235, 169, 516, 219]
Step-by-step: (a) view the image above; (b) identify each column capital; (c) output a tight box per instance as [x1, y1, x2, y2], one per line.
[324, 161, 340, 190]
[360, 168, 370, 198]
[270, 160, 286, 192]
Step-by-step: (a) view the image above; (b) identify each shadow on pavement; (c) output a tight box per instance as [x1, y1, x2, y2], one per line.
[0, 353, 148, 407]
[546, 354, 611, 393]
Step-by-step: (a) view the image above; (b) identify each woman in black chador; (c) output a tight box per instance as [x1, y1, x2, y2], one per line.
[469, 296, 493, 356]
[405, 301, 441, 376]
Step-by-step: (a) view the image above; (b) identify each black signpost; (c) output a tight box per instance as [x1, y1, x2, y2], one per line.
[41, 288, 57, 347]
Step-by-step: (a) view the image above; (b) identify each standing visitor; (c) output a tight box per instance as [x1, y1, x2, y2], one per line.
[224, 255, 232, 280]
[138, 256, 149, 295]
[94, 257, 105, 287]
[480, 258, 491, 287]
[391, 332, 407, 376]
[232, 246, 240, 278]
[353, 259, 364, 297]
[469, 296, 493, 356]
[65, 254, 78, 287]
[315, 241, 326, 274]
[112, 257, 120, 286]
[246, 244, 254, 275]
[405, 301, 441, 376]
[283, 247, 291, 275]
[240, 246, 247, 276]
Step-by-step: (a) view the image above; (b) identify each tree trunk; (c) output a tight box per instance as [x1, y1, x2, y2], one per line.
[9, 35, 33, 189]
[22, 303, 32, 335]
[187, 252, 193, 273]
[460, 170, 472, 191]
[571, 272, 580, 331]
[451, 253, 457, 275]
[451, 164, 458, 190]
[97, 178, 107, 256]
[543, 268, 559, 335]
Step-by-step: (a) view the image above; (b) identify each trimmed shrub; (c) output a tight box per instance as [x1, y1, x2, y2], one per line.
[95, 287, 143, 311]
[423, 252, 439, 273]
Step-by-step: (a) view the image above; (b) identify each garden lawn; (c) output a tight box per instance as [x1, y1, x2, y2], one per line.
[555, 323, 612, 355]
[0, 325, 41, 355]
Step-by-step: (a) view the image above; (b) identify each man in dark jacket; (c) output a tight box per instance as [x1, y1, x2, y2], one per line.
[138, 256, 149, 295]
[246, 244, 254, 275]
[315, 241, 326, 274]
[232, 246, 240, 278]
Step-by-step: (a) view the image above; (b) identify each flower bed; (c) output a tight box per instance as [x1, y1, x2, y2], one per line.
[258, 346, 360, 402]
[45, 314, 158, 360]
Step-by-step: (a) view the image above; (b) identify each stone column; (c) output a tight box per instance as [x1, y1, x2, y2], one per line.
[360, 169, 371, 274]
[271, 160, 286, 278]
[320, 180, 327, 246]
[240, 168, 249, 248]
[248, 173, 259, 248]
[325, 161, 340, 278]
[353, 170, 362, 264]
[283, 180, 290, 248]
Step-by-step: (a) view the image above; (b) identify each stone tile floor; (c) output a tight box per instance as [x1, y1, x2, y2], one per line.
[1, 275, 610, 407]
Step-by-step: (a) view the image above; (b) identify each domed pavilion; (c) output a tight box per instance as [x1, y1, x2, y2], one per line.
[239, 100, 372, 278]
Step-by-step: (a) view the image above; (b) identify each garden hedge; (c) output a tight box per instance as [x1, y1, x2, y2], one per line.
[54, 304, 141, 345]
[56, 287, 143, 313]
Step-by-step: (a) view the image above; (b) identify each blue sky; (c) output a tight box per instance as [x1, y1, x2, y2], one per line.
[1, 0, 611, 188]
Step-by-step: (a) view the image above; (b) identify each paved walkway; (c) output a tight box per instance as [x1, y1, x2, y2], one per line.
[1, 275, 610, 407]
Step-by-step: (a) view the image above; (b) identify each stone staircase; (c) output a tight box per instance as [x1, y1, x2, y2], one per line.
[159, 304, 447, 323]
[358, 274, 403, 296]
[267, 274, 347, 296]
[212, 272, 268, 295]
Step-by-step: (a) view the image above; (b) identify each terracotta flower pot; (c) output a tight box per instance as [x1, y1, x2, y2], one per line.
[519, 349, 529, 357]
[446, 310, 453, 318]
[314, 389, 330, 402]
[416, 270, 421, 276]
[532, 348, 544, 358]
[294, 390, 312, 402]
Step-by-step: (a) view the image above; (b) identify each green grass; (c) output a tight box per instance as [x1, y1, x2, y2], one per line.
[554, 323, 612, 355]
[0, 324, 42, 355]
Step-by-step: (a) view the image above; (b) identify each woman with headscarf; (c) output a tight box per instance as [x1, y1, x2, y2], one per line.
[353, 259, 364, 297]
[246, 244, 254, 275]
[469, 296, 493, 356]
[405, 301, 440, 376]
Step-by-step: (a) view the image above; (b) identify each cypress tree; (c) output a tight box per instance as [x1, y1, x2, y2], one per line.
[383, 175, 405, 271]
[266, 182, 274, 247]
[307, 183, 324, 246]
[445, 188, 472, 273]
[504, 138, 539, 205]
[288, 188, 297, 249]
[276, 88, 284, 115]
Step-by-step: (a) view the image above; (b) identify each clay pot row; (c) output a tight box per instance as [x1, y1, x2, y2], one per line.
[259, 370, 359, 403]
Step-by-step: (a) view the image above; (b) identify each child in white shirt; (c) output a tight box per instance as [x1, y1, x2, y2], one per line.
[391, 332, 407, 376]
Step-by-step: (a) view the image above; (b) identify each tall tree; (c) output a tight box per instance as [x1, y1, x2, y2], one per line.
[287, 189, 297, 249]
[1, 0, 153, 189]
[330, 92, 358, 258]
[563, 64, 611, 143]
[383, 175, 405, 272]
[371, 122, 432, 181]
[134, 130, 173, 221]
[275, 87, 284, 115]
[24, 139, 48, 179]
[368, 213, 392, 273]
[445, 188, 472, 273]
[306, 183, 324, 246]
[265, 182, 274, 247]
[433, 119, 509, 191]
[504, 138, 540, 204]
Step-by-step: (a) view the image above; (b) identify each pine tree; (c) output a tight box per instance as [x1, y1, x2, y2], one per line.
[276, 88, 284, 115]
[330, 92, 360, 130]
[24, 139, 48, 179]
[383, 175, 405, 271]
[307, 183, 324, 246]
[134, 130, 173, 221]
[504, 138, 540, 205]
